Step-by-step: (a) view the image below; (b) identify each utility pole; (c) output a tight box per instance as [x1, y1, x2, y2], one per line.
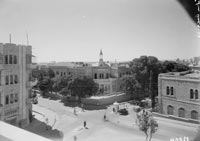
[9, 33, 11, 43]
[26, 32, 29, 46]
[149, 70, 154, 109]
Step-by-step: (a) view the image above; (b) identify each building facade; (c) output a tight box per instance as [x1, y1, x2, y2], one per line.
[158, 70, 200, 120]
[49, 50, 131, 95]
[0, 43, 33, 127]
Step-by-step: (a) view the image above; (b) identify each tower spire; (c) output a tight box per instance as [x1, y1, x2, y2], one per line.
[99, 49, 104, 66]
[99, 49, 103, 61]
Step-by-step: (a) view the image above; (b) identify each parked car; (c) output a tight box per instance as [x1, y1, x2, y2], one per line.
[118, 108, 129, 115]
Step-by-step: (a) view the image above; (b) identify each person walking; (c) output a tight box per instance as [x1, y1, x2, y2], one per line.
[83, 121, 86, 128]
[103, 113, 107, 121]
[74, 107, 77, 115]
[73, 135, 77, 141]
[45, 118, 49, 130]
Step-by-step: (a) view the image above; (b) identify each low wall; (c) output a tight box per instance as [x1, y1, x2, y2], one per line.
[81, 93, 132, 110]
[153, 112, 200, 124]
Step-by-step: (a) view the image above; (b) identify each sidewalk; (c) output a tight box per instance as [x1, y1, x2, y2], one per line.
[24, 105, 63, 141]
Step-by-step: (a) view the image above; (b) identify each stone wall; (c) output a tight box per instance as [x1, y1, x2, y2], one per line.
[81, 93, 132, 110]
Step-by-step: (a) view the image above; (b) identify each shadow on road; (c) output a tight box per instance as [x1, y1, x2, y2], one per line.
[24, 118, 63, 141]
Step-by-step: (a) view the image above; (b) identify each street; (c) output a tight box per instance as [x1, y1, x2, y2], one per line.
[27, 96, 199, 141]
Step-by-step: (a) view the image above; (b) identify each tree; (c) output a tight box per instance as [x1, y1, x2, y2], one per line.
[119, 75, 141, 100]
[69, 76, 98, 102]
[38, 78, 52, 97]
[47, 68, 55, 79]
[137, 110, 158, 141]
[161, 60, 190, 73]
[130, 56, 162, 109]
[52, 76, 72, 95]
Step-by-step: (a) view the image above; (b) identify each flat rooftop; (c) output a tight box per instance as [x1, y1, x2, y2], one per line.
[159, 70, 200, 80]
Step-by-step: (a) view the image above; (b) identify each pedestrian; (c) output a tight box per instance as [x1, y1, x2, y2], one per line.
[103, 114, 106, 121]
[74, 107, 77, 115]
[84, 121, 86, 128]
[45, 118, 49, 130]
[113, 107, 115, 113]
[81, 103, 84, 112]
[73, 135, 77, 141]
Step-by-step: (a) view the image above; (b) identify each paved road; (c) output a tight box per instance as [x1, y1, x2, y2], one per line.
[33, 97, 199, 141]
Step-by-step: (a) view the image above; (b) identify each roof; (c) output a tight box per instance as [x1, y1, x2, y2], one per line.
[48, 62, 76, 68]
[159, 70, 200, 80]
[0, 121, 53, 141]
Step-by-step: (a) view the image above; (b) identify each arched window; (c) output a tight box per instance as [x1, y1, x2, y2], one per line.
[170, 87, 174, 95]
[195, 90, 198, 99]
[13, 55, 17, 64]
[191, 110, 198, 120]
[178, 108, 185, 118]
[166, 86, 169, 95]
[190, 89, 194, 99]
[167, 105, 174, 115]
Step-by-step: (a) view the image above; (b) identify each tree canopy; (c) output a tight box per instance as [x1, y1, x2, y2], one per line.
[128, 56, 190, 109]
[119, 75, 141, 99]
[70, 76, 98, 101]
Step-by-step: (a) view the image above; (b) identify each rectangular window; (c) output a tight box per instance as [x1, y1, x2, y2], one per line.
[5, 75, 9, 85]
[14, 75, 18, 84]
[0, 54, 3, 64]
[170, 87, 174, 95]
[10, 94, 14, 104]
[5, 95, 9, 105]
[14, 55, 17, 64]
[94, 73, 97, 79]
[195, 90, 198, 99]
[5, 55, 8, 64]
[190, 89, 194, 99]
[14, 93, 18, 102]
[9, 55, 12, 64]
[106, 73, 109, 79]
[10, 75, 13, 84]
[166, 86, 169, 95]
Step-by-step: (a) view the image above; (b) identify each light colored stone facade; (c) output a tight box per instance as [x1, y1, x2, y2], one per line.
[158, 70, 200, 120]
[48, 50, 131, 95]
[0, 43, 33, 127]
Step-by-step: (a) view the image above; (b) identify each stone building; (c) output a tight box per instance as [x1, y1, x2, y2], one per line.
[0, 43, 33, 127]
[49, 50, 131, 95]
[158, 70, 200, 120]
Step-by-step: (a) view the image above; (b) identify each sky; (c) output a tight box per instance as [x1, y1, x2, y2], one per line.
[0, 0, 199, 63]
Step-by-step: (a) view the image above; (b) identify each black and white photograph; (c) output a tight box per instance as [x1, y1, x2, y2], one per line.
[0, 0, 199, 141]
